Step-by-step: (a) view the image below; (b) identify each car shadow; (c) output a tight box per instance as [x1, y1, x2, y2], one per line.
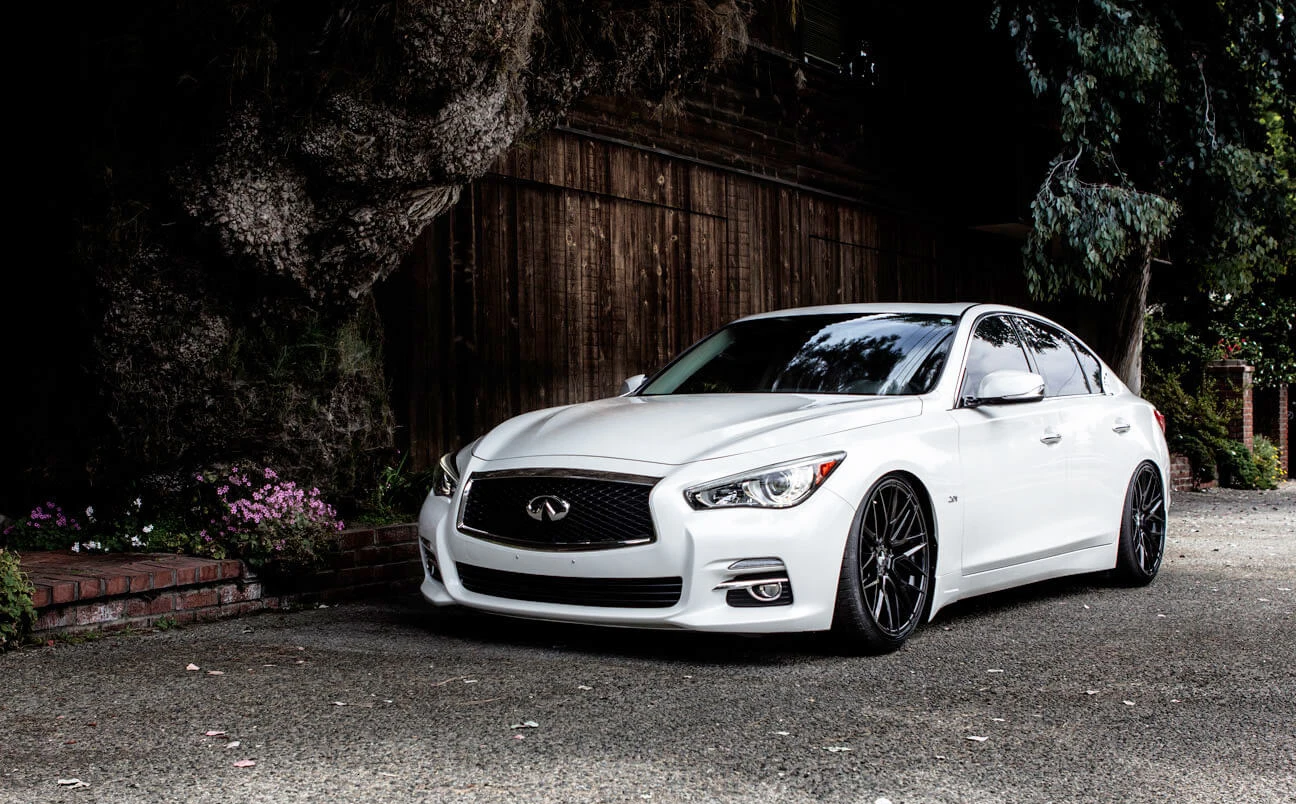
[381, 571, 1116, 664]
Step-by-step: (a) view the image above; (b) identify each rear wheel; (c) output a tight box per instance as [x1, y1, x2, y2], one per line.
[1113, 462, 1166, 585]
[833, 475, 933, 654]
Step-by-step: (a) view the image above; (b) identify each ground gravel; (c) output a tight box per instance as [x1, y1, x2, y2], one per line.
[2, 484, 1293, 803]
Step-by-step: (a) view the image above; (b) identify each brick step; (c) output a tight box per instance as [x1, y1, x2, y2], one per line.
[23, 552, 244, 608]
[16, 524, 422, 636]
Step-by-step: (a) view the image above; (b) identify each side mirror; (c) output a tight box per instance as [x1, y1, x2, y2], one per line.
[619, 374, 647, 396]
[967, 370, 1045, 406]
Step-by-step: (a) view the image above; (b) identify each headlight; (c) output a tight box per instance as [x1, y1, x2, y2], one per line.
[432, 451, 461, 497]
[685, 453, 845, 510]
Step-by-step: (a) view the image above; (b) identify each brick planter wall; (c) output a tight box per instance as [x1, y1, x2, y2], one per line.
[21, 523, 422, 637]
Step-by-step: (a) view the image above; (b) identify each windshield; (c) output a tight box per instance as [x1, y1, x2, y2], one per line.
[640, 313, 958, 396]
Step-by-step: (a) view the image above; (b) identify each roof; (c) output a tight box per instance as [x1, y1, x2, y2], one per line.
[736, 302, 981, 322]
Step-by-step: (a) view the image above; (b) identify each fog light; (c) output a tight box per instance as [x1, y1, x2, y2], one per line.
[749, 583, 785, 602]
[422, 542, 441, 581]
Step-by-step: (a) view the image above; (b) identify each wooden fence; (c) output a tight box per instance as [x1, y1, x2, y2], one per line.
[377, 130, 1029, 468]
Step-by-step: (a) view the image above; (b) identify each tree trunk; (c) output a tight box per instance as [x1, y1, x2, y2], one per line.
[1105, 250, 1153, 396]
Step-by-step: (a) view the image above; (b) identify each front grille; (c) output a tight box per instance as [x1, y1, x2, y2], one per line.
[456, 563, 683, 608]
[460, 471, 657, 550]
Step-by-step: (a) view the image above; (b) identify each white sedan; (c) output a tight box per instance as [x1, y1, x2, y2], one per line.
[418, 303, 1169, 652]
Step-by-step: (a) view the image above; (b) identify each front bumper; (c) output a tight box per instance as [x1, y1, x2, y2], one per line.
[416, 457, 857, 633]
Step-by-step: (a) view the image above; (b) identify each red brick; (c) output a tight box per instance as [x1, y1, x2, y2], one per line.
[355, 545, 392, 566]
[126, 595, 175, 618]
[337, 566, 376, 587]
[219, 559, 244, 580]
[75, 600, 126, 626]
[47, 579, 78, 605]
[125, 569, 155, 593]
[373, 561, 421, 583]
[171, 611, 197, 625]
[338, 528, 376, 551]
[375, 524, 417, 545]
[31, 586, 52, 608]
[197, 563, 219, 583]
[387, 542, 419, 561]
[173, 564, 199, 586]
[35, 608, 74, 631]
[138, 563, 178, 590]
[176, 588, 220, 610]
[102, 574, 129, 597]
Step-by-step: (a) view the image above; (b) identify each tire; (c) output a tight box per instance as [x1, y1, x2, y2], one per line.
[833, 474, 934, 654]
[1113, 461, 1166, 585]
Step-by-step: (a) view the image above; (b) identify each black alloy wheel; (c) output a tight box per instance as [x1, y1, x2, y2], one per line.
[834, 475, 933, 653]
[1114, 461, 1166, 585]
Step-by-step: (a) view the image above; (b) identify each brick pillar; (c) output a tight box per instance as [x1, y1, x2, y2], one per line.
[1205, 360, 1254, 450]
[1253, 384, 1290, 475]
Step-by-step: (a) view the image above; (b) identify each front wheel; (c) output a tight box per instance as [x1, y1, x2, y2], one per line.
[1112, 461, 1166, 585]
[833, 475, 933, 654]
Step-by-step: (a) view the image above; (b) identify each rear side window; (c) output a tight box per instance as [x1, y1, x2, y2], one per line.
[960, 315, 1031, 401]
[1073, 341, 1104, 394]
[1014, 317, 1092, 397]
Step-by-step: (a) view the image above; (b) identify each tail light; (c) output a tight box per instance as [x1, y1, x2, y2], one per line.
[1153, 408, 1166, 434]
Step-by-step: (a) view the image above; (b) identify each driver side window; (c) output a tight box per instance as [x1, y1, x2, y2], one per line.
[960, 316, 1030, 401]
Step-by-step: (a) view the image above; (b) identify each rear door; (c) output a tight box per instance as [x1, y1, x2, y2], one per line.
[951, 315, 1071, 575]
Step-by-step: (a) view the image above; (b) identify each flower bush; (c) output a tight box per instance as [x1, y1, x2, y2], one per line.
[1, 503, 84, 551]
[0, 467, 344, 575]
[195, 467, 345, 573]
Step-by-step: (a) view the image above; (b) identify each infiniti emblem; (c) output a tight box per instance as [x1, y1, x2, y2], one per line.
[526, 495, 571, 523]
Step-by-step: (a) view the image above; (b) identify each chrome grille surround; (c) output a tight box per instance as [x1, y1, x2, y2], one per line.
[457, 469, 660, 551]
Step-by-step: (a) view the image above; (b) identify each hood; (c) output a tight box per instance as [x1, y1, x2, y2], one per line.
[473, 394, 923, 466]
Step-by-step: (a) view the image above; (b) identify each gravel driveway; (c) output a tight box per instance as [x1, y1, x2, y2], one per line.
[2, 485, 1293, 803]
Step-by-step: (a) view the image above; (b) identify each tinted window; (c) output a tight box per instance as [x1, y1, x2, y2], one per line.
[960, 316, 1031, 400]
[1015, 317, 1092, 396]
[641, 313, 958, 396]
[1073, 340, 1104, 394]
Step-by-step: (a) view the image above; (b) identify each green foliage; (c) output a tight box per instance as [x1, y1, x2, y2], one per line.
[0, 548, 36, 650]
[993, 1, 1295, 316]
[1252, 435, 1284, 489]
[1216, 439, 1267, 490]
[1141, 362, 1230, 482]
[355, 452, 434, 525]
[1210, 289, 1296, 388]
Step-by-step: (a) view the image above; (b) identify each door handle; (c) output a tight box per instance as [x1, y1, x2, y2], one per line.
[1112, 419, 1131, 434]
[1040, 431, 1063, 445]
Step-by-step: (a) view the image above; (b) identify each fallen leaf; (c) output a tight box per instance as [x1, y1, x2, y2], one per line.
[186, 664, 200, 671]
[1123, 700, 1136, 706]
[463, 679, 479, 684]
[875, 798, 894, 804]
[512, 734, 525, 741]
[227, 741, 241, 749]
[1085, 690, 1100, 695]
[577, 685, 593, 691]
[991, 717, 1006, 722]
[56, 778, 90, 789]
[965, 736, 989, 742]
[232, 759, 256, 768]
[823, 746, 852, 752]
[332, 701, 347, 707]
[986, 669, 1004, 673]
[1083, 605, 1091, 610]
[770, 731, 791, 736]
[205, 730, 227, 737]
[207, 671, 225, 676]
[509, 720, 539, 729]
